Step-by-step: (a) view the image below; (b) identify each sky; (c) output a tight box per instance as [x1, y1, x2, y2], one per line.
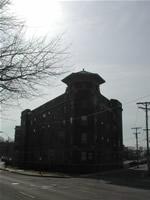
[0, 0, 150, 148]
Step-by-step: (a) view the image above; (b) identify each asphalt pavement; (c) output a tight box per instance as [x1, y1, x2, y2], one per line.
[0, 164, 150, 200]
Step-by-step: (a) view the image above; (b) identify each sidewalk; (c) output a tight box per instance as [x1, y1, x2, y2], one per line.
[130, 164, 148, 171]
[0, 163, 70, 178]
[1, 162, 149, 180]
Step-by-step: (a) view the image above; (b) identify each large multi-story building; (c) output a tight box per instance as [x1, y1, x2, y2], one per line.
[14, 70, 123, 173]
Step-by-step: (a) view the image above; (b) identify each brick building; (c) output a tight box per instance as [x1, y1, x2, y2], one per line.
[14, 70, 123, 172]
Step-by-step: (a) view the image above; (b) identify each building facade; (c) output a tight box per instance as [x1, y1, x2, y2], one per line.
[14, 70, 123, 172]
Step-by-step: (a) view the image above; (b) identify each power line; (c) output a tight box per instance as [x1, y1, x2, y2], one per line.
[125, 94, 150, 105]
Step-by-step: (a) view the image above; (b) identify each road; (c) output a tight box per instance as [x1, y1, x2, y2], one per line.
[0, 169, 150, 200]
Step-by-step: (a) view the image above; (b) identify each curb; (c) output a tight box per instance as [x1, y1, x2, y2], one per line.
[0, 167, 70, 178]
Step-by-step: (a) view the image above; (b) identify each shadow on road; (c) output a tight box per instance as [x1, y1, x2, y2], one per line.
[82, 167, 150, 190]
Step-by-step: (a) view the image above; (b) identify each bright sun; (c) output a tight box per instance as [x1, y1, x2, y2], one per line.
[12, 0, 63, 36]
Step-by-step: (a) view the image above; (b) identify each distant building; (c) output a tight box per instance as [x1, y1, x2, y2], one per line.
[0, 139, 14, 164]
[13, 126, 24, 167]
[14, 70, 123, 172]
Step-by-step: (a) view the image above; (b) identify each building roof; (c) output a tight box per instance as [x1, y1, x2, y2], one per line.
[62, 69, 105, 85]
[32, 93, 66, 114]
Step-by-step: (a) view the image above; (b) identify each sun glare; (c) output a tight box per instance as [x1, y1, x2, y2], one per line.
[12, 0, 63, 36]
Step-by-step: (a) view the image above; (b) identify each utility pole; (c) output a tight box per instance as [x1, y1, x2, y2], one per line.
[137, 102, 150, 174]
[143, 128, 150, 158]
[131, 127, 141, 168]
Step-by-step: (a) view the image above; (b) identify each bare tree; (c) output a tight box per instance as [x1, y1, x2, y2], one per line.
[0, 135, 4, 142]
[0, 0, 68, 104]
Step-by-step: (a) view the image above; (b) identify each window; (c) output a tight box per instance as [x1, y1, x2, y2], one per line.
[70, 117, 73, 124]
[113, 125, 117, 131]
[81, 152, 87, 161]
[81, 116, 87, 121]
[48, 124, 50, 128]
[33, 129, 36, 134]
[75, 82, 81, 89]
[107, 138, 110, 143]
[70, 101, 74, 110]
[113, 113, 117, 120]
[113, 141, 117, 147]
[101, 136, 104, 141]
[81, 100, 87, 109]
[100, 105, 105, 111]
[64, 106, 67, 113]
[88, 152, 93, 160]
[106, 124, 110, 131]
[48, 150, 55, 160]
[81, 115, 88, 125]
[81, 133, 87, 144]
[48, 111, 51, 115]
[100, 121, 104, 125]
[58, 131, 65, 144]
[93, 97, 97, 105]
[42, 113, 46, 118]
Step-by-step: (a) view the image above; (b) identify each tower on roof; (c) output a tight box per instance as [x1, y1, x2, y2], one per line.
[62, 70, 105, 97]
[62, 70, 105, 86]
